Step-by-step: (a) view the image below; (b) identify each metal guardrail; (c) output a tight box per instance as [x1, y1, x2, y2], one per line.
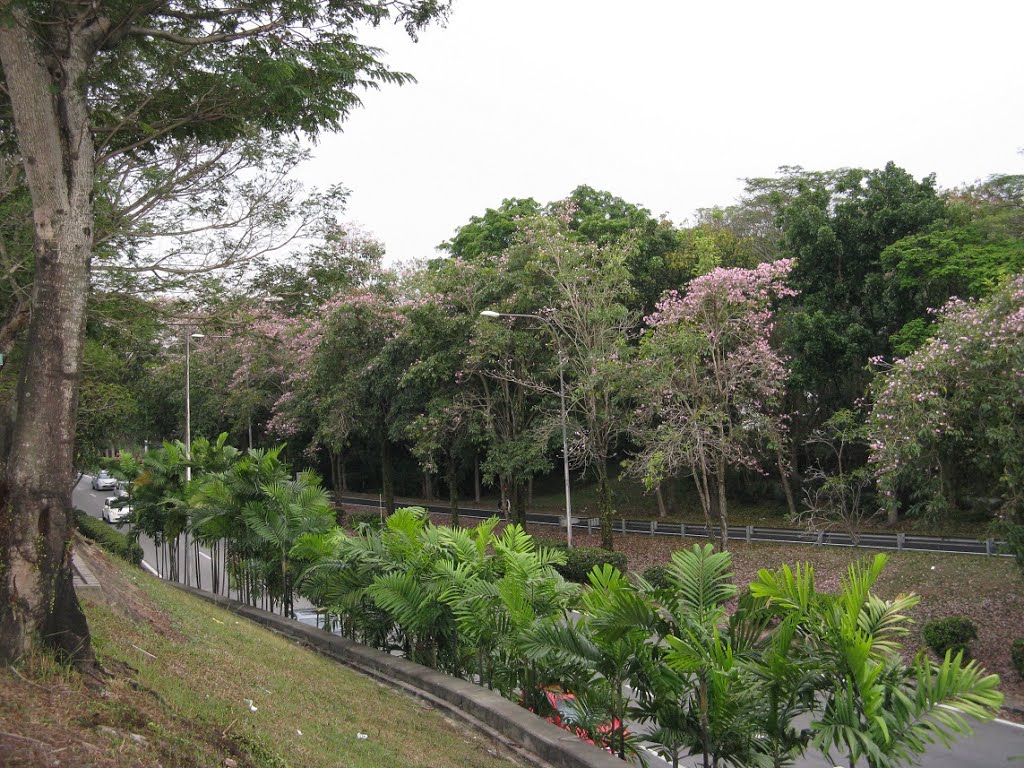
[336, 495, 1011, 557]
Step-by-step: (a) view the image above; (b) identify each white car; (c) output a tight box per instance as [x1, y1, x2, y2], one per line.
[91, 471, 118, 491]
[102, 496, 132, 525]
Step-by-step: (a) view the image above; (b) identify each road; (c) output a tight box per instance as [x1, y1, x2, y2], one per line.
[75, 477, 1024, 766]
[74, 474, 217, 589]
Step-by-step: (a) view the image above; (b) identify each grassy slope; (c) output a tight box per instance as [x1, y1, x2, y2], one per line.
[0, 541, 519, 768]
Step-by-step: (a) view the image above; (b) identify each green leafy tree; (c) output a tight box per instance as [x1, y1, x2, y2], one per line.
[869, 276, 1024, 538]
[0, 0, 450, 665]
[511, 214, 639, 548]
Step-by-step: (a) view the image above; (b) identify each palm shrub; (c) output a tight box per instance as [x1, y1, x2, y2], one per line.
[294, 524, 397, 648]
[628, 545, 779, 768]
[191, 445, 291, 606]
[443, 521, 576, 694]
[519, 565, 648, 761]
[244, 470, 335, 618]
[751, 554, 1003, 768]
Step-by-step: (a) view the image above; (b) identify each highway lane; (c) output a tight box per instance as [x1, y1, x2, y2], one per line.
[74, 474, 217, 589]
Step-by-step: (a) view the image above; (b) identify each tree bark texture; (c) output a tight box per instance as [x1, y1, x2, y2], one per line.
[0, 8, 102, 666]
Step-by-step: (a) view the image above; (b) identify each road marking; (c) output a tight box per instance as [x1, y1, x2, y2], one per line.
[938, 703, 1024, 731]
[141, 560, 160, 577]
[199, 551, 211, 561]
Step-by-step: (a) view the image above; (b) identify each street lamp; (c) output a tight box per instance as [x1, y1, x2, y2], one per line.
[184, 331, 205, 483]
[480, 310, 574, 547]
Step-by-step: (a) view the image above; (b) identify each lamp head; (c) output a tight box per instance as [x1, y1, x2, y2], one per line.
[479, 310, 501, 319]
[190, 332, 205, 340]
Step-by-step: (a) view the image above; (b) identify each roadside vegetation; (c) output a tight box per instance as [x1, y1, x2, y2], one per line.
[294, 507, 1004, 768]
[0, 540, 519, 768]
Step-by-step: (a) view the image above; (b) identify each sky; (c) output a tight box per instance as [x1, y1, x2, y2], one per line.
[296, 0, 1024, 266]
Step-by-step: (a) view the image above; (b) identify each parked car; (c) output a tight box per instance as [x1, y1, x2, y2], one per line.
[91, 470, 118, 491]
[102, 495, 132, 525]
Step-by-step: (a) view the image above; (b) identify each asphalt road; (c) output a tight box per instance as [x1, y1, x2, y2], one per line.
[75, 477, 1024, 766]
[74, 474, 217, 589]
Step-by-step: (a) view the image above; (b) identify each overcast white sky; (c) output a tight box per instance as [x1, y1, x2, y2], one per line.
[296, 0, 1024, 265]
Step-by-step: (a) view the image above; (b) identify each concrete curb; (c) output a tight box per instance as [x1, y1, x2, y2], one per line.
[172, 584, 627, 768]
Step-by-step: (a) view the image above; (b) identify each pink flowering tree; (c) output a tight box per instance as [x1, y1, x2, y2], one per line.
[868, 276, 1024, 551]
[631, 260, 797, 549]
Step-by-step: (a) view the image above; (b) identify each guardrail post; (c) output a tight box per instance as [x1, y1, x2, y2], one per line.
[815, 531, 823, 546]
[680, 522, 686, 537]
[587, 518, 593, 535]
[620, 518, 626, 534]
[897, 533, 905, 552]
[986, 538, 994, 556]
[746, 525, 753, 544]
[650, 520, 656, 537]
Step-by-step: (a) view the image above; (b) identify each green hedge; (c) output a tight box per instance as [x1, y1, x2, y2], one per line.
[75, 509, 143, 565]
[640, 564, 672, 590]
[922, 615, 978, 659]
[548, 544, 627, 583]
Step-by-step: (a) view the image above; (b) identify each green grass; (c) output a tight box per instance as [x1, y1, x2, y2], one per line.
[0, 543, 520, 768]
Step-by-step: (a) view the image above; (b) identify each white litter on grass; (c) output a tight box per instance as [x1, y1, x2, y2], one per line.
[244, 699, 258, 713]
[296, 729, 302, 736]
[357, 733, 368, 740]
[931, 566, 936, 570]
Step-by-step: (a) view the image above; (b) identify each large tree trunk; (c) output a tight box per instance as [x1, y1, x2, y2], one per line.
[775, 445, 798, 519]
[715, 455, 729, 550]
[655, 482, 669, 518]
[0, 11, 101, 667]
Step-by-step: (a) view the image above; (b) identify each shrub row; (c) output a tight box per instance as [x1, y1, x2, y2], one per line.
[640, 564, 673, 590]
[75, 509, 143, 565]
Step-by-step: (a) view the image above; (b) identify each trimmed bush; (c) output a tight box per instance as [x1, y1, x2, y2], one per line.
[922, 615, 978, 659]
[640, 564, 672, 590]
[75, 509, 143, 565]
[551, 545, 627, 583]
[346, 509, 385, 531]
[1012, 639, 1024, 679]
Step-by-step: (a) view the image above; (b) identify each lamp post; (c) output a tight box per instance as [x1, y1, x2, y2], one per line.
[184, 331, 205, 483]
[480, 310, 573, 547]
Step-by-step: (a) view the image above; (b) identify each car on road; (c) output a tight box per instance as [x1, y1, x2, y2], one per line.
[102, 495, 132, 525]
[91, 470, 118, 491]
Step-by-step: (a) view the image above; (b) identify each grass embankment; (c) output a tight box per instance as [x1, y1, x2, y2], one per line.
[528, 526, 1024, 714]
[0, 541, 520, 768]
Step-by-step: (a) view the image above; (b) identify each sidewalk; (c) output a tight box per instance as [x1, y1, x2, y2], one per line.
[72, 550, 99, 589]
